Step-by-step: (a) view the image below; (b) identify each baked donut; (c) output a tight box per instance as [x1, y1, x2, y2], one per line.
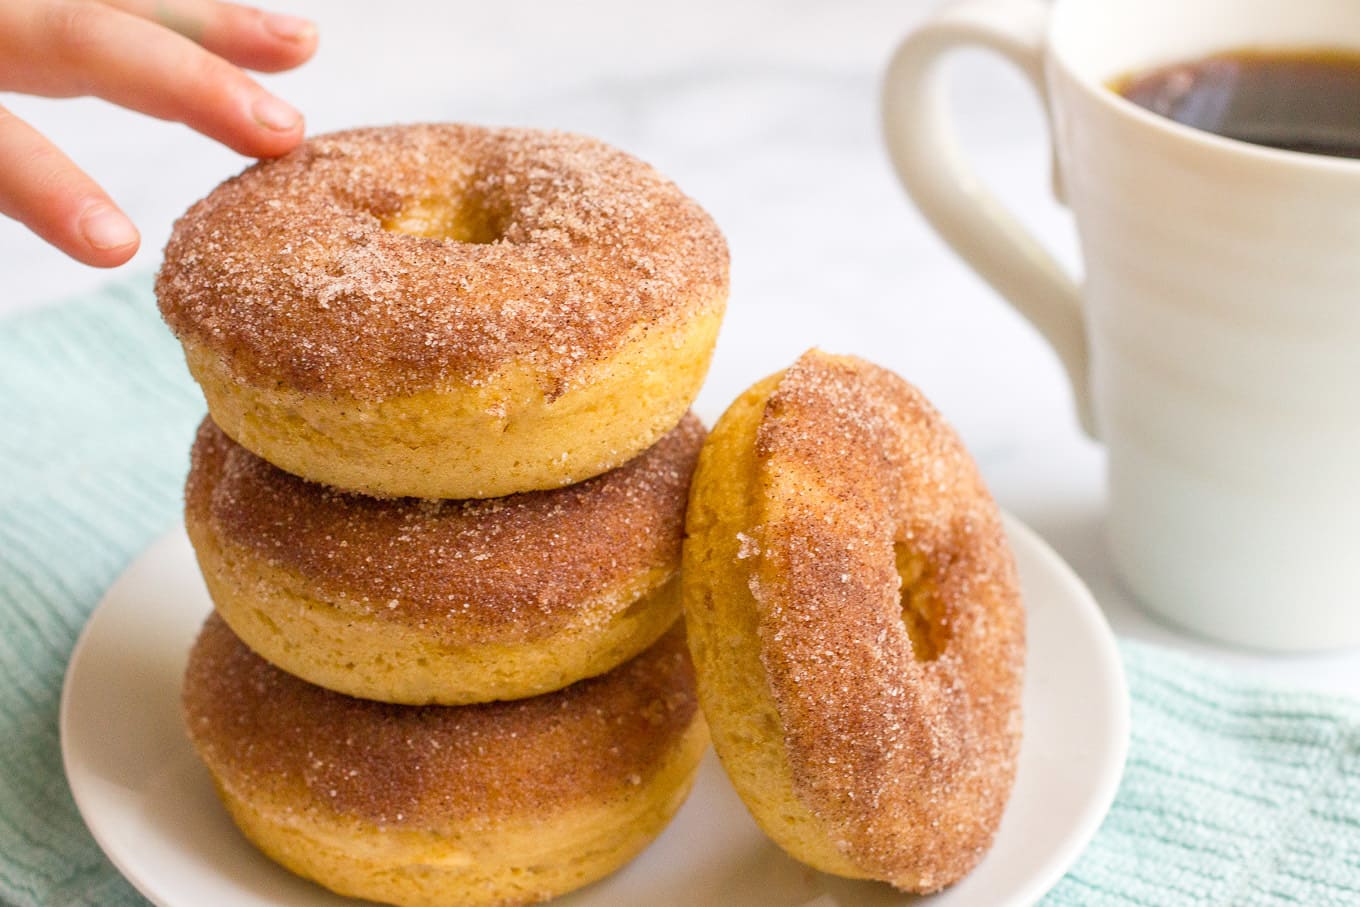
[157, 124, 728, 499]
[185, 413, 704, 705]
[681, 350, 1024, 892]
[183, 614, 707, 907]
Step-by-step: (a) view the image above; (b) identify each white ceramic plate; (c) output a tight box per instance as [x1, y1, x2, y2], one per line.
[61, 514, 1127, 907]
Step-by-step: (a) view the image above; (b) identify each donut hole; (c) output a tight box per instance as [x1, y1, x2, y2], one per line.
[381, 195, 506, 244]
[894, 542, 949, 662]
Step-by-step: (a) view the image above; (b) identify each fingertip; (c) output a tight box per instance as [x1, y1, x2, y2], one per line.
[250, 94, 301, 132]
[245, 95, 305, 157]
[151, 2, 319, 73]
[260, 11, 318, 47]
[76, 203, 140, 266]
[87, 241, 140, 267]
[250, 9, 319, 71]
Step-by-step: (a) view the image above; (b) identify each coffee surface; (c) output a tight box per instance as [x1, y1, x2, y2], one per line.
[1115, 49, 1360, 159]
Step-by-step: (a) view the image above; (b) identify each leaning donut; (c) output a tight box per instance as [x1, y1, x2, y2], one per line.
[185, 413, 704, 705]
[681, 349, 1024, 892]
[183, 614, 708, 907]
[157, 124, 728, 499]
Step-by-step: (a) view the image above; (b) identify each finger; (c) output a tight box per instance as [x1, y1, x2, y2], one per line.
[0, 105, 139, 267]
[26, 1, 305, 158]
[96, 0, 318, 73]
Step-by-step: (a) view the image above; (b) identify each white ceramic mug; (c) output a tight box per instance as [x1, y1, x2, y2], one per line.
[882, 0, 1360, 651]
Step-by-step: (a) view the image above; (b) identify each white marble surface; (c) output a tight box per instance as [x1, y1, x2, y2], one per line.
[3, 0, 1358, 694]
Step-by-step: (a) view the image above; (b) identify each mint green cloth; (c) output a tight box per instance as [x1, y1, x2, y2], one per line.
[3, 280, 1360, 906]
[1045, 646, 1360, 907]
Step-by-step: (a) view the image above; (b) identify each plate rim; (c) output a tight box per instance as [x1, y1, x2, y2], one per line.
[59, 530, 194, 907]
[59, 512, 1129, 907]
[996, 513, 1130, 905]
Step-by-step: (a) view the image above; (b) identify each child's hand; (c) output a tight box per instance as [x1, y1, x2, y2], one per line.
[0, 0, 317, 267]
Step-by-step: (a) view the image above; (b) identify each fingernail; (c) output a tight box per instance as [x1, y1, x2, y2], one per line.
[80, 205, 138, 251]
[251, 95, 301, 131]
[262, 12, 315, 42]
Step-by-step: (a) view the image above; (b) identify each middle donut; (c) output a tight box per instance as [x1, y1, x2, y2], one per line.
[184, 414, 704, 705]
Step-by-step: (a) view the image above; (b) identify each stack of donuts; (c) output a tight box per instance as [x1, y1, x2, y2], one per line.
[157, 124, 729, 907]
[158, 122, 1028, 905]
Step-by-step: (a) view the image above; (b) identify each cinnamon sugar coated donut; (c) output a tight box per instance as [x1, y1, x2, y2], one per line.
[681, 350, 1024, 892]
[183, 615, 708, 907]
[185, 414, 704, 705]
[157, 124, 728, 499]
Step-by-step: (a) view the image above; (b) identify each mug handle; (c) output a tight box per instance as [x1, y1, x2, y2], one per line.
[881, 0, 1093, 437]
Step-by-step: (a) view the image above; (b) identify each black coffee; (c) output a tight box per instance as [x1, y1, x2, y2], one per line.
[1115, 49, 1360, 159]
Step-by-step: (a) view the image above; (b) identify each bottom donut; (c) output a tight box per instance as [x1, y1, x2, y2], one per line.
[182, 614, 708, 907]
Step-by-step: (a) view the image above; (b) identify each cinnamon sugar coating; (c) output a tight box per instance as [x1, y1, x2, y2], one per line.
[186, 414, 704, 642]
[182, 614, 700, 827]
[156, 124, 729, 399]
[752, 351, 1024, 890]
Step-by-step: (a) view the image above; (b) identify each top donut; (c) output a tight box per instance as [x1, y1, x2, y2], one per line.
[158, 123, 727, 397]
[156, 125, 729, 499]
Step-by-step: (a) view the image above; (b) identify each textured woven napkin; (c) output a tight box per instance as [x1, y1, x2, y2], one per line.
[3, 280, 1360, 907]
